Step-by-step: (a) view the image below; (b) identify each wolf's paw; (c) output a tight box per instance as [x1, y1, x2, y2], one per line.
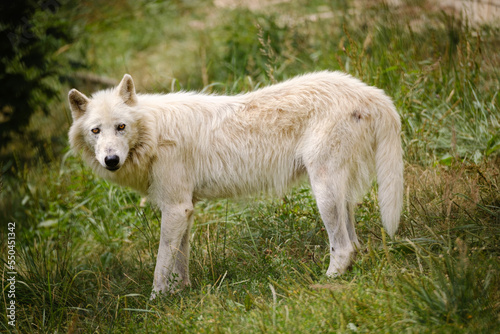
[150, 286, 174, 300]
[326, 269, 342, 278]
[326, 251, 354, 277]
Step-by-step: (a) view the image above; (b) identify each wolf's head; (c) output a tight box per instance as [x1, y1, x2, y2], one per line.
[68, 74, 143, 173]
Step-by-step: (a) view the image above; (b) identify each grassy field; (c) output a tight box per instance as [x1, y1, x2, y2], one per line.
[1, 0, 499, 333]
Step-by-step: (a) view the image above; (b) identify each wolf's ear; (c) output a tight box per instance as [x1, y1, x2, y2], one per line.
[117, 74, 137, 106]
[68, 89, 89, 120]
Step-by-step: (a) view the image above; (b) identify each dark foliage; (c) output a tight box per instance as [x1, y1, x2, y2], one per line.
[0, 0, 78, 148]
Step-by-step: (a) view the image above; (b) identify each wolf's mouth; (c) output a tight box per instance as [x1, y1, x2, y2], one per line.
[106, 166, 120, 172]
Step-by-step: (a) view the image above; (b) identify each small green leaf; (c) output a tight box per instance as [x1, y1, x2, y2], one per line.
[439, 154, 453, 166]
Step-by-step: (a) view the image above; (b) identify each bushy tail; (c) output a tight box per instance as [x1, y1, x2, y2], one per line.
[374, 103, 404, 238]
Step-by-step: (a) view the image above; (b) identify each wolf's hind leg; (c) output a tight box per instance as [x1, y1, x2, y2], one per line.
[346, 202, 360, 249]
[309, 166, 356, 277]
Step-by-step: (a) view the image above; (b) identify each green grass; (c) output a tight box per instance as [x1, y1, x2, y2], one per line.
[1, 0, 500, 333]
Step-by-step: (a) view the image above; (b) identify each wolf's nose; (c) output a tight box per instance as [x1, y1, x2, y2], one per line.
[105, 155, 120, 168]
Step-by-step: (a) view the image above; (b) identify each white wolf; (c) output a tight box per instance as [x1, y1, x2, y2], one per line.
[68, 71, 403, 298]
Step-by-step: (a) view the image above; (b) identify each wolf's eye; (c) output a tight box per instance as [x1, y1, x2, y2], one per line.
[91, 128, 100, 134]
[117, 124, 126, 131]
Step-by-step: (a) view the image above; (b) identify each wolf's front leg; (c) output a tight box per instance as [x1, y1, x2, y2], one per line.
[151, 202, 194, 299]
